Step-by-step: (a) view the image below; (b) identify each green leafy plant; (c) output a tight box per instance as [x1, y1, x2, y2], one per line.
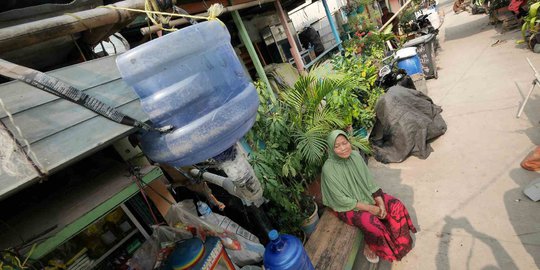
[280, 76, 346, 171]
[357, 0, 373, 10]
[247, 81, 305, 235]
[325, 87, 361, 127]
[330, 45, 384, 131]
[247, 77, 369, 234]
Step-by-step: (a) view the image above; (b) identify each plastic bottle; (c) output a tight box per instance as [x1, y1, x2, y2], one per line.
[197, 201, 264, 266]
[116, 21, 259, 167]
[196, 201, 260, 243]
[263, 230, 315, 270]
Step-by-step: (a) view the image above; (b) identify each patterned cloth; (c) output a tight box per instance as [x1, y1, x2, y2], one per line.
[337, 193, 417, 262]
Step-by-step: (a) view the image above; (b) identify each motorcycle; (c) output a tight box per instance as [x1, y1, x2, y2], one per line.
[375, 54, 417, 91]
[410, 14, 439, 36]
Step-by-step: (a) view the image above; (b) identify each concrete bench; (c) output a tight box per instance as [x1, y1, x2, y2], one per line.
[304, 208, 377, 270]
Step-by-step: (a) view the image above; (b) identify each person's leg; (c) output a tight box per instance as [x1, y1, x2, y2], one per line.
[381, 193, 417, 260]
[337, 210, 397, 261]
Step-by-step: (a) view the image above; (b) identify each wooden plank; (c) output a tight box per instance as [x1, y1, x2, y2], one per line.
[0, 56, 121, 118]
[345, 231, 363, 269]
[0, 0, 143, 54]
[305, 209, 361, 270]
[28, 166, 163, 259]
[1, 79, 139, 143]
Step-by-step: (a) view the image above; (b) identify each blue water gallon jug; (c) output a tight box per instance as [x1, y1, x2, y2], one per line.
[116, 21, 259, 166]
[263, 230, 314, 270]
[396, 47, 423, 76]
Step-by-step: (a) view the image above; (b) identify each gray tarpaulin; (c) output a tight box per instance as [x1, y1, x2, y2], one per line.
[370, 85, 447, 163]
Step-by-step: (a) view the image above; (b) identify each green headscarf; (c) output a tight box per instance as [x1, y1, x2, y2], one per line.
[321, 130, 380, 212]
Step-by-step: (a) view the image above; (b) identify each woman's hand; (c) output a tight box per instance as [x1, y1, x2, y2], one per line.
[368, 205, 381, 216]
[374, 196, 387, 219]
[355, 202, 386, 218]
[378, 205, 387, 219]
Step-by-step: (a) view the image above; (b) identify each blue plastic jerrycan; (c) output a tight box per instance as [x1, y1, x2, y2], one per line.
[396, 47, 423, 76]
[116, 21, 259, 166]
[263, 230, 315, 270]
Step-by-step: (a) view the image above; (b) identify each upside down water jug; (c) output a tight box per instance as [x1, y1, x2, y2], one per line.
[263, 230, 315, 270]
[116, 21, 259, 166]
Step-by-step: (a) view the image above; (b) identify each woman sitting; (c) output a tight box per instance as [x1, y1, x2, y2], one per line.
[321, 130, 417, 263]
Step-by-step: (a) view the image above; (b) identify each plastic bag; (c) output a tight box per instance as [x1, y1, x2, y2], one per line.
[165, 201, 264, 267]
[128, 226, 193, 270]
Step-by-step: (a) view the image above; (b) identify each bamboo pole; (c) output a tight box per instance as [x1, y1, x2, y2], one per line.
[379, 0, 414, 32]
[0, 0, 145, 54]
[140, 0, 276, 35]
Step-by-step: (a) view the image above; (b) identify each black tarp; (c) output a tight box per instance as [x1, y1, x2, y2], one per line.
[370, 85, 447, 163]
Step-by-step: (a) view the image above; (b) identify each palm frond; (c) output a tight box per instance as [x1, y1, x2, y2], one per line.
[280, 87, 303, 111]
[293, 126, 328, 165]
[350, 135, 372, 155]
[312, 107, 345, 130]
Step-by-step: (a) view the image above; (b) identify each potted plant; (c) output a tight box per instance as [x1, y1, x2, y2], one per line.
[247, 81, 311, 236]
[247, 76, 370, 236]
[329, 44, 385, 137]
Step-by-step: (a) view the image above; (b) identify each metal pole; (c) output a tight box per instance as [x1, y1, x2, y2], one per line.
[517, 82, 536, 118]
[232, 11, 276, 104]
[120, 203, 151, 240]
[321, 0, 343, 51]
[527, 57, 540, 81]
[517, 58, 540, 118]
[274, 0, 305, 73]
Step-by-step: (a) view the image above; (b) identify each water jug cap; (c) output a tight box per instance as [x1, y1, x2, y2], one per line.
[197, 201, 212, 216]
[268, 230, 279, 241]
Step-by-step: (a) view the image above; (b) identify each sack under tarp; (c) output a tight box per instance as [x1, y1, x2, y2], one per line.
[370, 85, 447, 163]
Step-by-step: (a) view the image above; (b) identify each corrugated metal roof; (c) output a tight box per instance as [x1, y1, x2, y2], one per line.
[0, 56, 148, 200]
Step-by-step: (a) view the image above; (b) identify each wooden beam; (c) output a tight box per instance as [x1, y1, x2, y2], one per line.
[304, 209, 363, 270]
[144, 178, 176, 218]
[0, 0, 144, 54]
[140, 0, 276, 36]
[177, 0, 255, 14]
[379, 0, 413, 32]
[274, 0, 305, 73]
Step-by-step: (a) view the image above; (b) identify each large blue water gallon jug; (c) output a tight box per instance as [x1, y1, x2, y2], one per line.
[116, 21, 259, 166]
[263, 230, 315, 270]
[396, 47, 423, 76]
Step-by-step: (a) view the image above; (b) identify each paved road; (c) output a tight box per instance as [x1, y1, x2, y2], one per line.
[370, 1, 540, 269]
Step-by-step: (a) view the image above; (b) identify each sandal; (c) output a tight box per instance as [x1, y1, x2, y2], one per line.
[364, 248, 380, 264]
